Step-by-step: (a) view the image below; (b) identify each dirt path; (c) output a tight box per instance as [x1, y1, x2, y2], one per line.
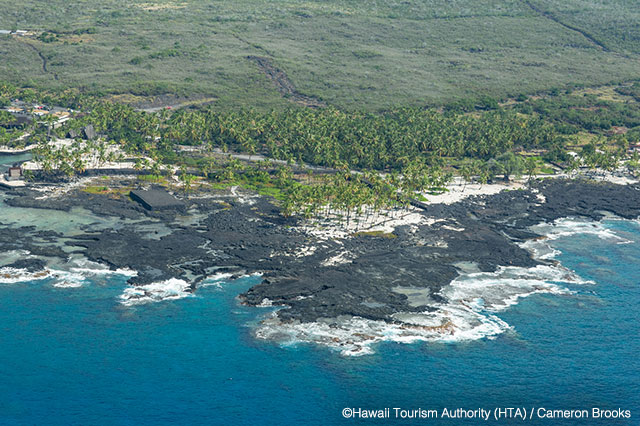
[522, 0, 609, 52]
[228, 32, 325, 108]
[136, 97, 217, 113]
[247, 56, 326, 108]
[21, 40, 59, 81]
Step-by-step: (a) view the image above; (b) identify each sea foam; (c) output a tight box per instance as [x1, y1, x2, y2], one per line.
[68, 257, 138, 278]
[529, 217, 632, 244]
[199, 273, 235, 288]
[0, 267, 51, 284]
[119, 278, 192, 306]
[255, 217, 623, 356]
[0, 264, 135, 288]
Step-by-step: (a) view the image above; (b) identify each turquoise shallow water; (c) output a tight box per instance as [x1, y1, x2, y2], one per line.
[0, 152, 31, 172]
[0, 219, 638, 425]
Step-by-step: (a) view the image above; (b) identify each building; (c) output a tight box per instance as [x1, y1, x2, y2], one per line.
[32, 109, 50, 117]
[130, 189, 183, 210]
[40, 111, 71, 129]
[1, 114, 32, 129]
[67, 125, 97, 140]
[83, 124, 97, 140]
[7, 167, 22, 181]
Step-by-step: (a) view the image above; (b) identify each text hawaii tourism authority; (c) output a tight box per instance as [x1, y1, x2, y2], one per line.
[341, 407, 490, 420]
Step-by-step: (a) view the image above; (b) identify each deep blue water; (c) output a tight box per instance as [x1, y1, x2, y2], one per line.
[0, 219, 638, 425]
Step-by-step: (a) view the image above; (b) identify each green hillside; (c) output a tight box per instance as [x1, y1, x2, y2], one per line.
[1, 0, 639, 109]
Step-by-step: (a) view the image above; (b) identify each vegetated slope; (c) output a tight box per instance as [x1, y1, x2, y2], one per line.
[521, 0, 609, 51]
[247, 56, 325, 108]
[0, 0, 638, 109]
[526, 0, 640, 55]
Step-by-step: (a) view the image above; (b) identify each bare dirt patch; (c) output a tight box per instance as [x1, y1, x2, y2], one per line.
[137, 2, 187, 11]
[248, 56, 326, 108]
[106, 93, 216, 112]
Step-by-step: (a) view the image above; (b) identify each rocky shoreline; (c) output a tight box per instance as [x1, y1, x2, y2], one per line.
[2, 178, 639, 330]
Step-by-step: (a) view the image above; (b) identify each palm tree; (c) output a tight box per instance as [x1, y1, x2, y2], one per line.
[180, 168, 196, 198]
[524, 157, 540, 185]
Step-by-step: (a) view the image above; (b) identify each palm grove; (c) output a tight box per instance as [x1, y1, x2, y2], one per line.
[2, 83, 637, 222]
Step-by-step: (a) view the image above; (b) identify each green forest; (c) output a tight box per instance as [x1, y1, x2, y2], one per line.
[3, 82, 638, 220]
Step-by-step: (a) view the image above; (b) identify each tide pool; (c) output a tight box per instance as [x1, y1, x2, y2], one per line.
[0, 219, 638, 425]
[0, 153, 31, 172]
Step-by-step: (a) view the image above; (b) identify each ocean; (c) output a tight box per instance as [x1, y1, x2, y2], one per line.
[0, 214, 638, 425]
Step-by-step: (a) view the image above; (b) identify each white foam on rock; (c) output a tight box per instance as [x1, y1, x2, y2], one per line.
[0, 267, 51, 284]
[199, 272, 235, 288]
[254, 263, 579, 356]
[255, 218, 615, 356]
[68, 257, 138, 278]
[441, 264, 585, 313]
[257, 298, 274, 307]
[0, 257, 137, 288]
[255, 309, 511, 357]
[119, 278, 192, 306]
[529, 217, 632, 243]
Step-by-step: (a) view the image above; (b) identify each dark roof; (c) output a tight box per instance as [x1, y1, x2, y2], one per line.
[67, 125, 97, 140]
[130, 189, 183, 210]
[1, 115, 32, 129]
[83, 124, 97, 140]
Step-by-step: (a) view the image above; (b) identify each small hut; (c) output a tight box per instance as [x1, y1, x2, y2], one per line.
[7, 167, 22, 181]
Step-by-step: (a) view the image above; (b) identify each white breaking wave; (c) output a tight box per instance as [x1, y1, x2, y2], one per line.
[254, 264, 579, 356]
[0, 267, 93, 288]
[0, 267, 51, 284]
[255, 218, 615, 356]
[0, 253, 138, 288]
[256, 307, 511, 356]
[68, 257, 138, 278]
[519, 239, 562, 260]
[199, 273, 234, 288]
[200, 271, 263, 288]
[529, 217, 632, 244]
[0, 264, 134, 288]
[518, 217, 634, 261]
[441, 264, 588, 313]
[49, 269, 89, 288]
[119, 278, 192, 306]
